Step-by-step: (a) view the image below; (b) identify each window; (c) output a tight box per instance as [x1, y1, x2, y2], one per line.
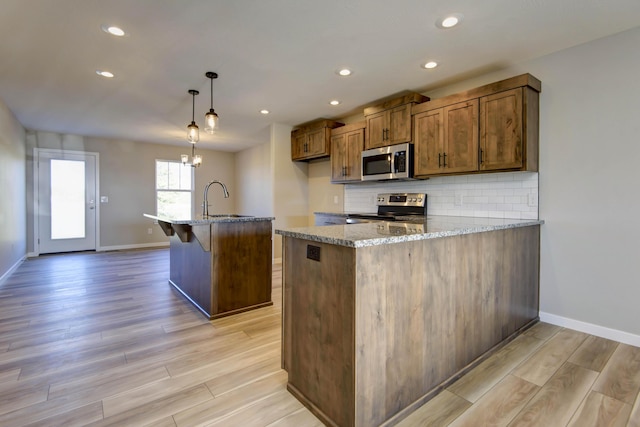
[156, 160, 193, 218]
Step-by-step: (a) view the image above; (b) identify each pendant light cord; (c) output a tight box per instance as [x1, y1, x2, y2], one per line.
[210, 77, 214, 109]
[192, 91, 196, 122]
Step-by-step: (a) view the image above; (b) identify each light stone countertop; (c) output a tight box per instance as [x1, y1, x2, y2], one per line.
[276, 215, 543, 248]
[143, 213, 274, 225]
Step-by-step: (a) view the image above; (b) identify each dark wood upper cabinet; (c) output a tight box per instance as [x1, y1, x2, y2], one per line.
[414, 100, 479, 177]
[291, 119, 344, 161]
[480, 87, 531, 171]
[330, 122, 365, 183]
[363, 93, 428, 150]
[413, 73, 540, 176]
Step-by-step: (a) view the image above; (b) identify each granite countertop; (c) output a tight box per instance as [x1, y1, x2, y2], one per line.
[144, 213, 274, 225]
[276, 215, 543, 248]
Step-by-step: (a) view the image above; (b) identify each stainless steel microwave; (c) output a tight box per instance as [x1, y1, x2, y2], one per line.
[361, 143, 414, 181]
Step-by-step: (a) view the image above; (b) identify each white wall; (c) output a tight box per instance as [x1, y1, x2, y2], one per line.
[271, 123, 308, 261]
[235, 141, 273, 217]
[530, 27, 640, 340]
[0, 97, 26, 282]
[26, 131, 236, 252]
[308, 160, 344, 218]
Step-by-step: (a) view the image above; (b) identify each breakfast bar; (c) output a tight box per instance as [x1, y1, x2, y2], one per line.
[145, 214, 274, 319]
[276, 216, 543, 427]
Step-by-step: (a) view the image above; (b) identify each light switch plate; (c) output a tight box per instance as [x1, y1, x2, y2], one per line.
[100, 196, 109, 203]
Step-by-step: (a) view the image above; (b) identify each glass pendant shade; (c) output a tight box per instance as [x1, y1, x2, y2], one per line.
[192, 154, 202, 167]
[181, 154, 189, 165]
[204, 109, 219, 134]
[187, 121, 199, 143]
[186, 89, 199, 143]
[204, 72, 219, 134]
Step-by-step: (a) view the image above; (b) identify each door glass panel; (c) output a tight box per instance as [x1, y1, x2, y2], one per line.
[50, 159, 85, 239]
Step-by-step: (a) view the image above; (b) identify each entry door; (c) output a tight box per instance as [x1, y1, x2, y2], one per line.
[37, 149, 98, 254]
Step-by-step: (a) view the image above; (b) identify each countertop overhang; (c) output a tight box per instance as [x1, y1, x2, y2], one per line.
[144, 213, 275, 225]
[276, 215, 543, 248]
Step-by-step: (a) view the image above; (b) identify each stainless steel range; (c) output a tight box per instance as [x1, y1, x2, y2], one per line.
[345, 193, 427, 224]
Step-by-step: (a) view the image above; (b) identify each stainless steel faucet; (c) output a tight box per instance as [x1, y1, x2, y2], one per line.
[202, 180, 230, 217]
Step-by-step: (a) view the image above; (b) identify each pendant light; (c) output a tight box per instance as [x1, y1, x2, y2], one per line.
[204, 72, 219, 134]
[187, 89, 199, 143]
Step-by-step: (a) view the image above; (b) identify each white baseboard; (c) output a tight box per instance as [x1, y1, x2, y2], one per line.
[98, 242, 170, 252]
[0, 255, 26, 286]
[540, 311, 640, 347]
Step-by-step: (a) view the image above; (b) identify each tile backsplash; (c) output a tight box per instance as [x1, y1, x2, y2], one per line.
[344, 172, 538, 220]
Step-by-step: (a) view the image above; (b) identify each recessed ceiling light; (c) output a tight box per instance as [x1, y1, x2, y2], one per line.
[260, 109, 270, 115]
[422, 61, 438, 69]
[329, 100, 341, 106]
[436, 13, 464, 29]
[336, 68, 352, 77]
[96, 70, 114, 78]
[101, 25, 126, 37]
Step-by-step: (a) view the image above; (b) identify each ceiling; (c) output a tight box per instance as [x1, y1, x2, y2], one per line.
[1, 1, 640, 152]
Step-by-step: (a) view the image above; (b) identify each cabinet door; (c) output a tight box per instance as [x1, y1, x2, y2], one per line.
[388, 104, 412, 145]
[365, 111, 387, 149]
[413, 109, 444, 176]
[344, 129, 364, 181]
[330, 133, 348, 181]
[331, 129, 363, 183]
[444, 100, 479, 174]
[291, 132, 307, 160]
[306, 128, 329, 157]
[480, 88, 523, 170]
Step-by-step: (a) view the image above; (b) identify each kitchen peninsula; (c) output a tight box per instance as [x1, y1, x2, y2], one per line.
[276, 216, 542, 427]
[145, 214, 274, 319]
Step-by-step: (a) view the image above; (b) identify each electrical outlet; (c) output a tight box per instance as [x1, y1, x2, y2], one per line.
[454, 193, 463, 206]
[147, 228, 153, 235]
[528, 193, 538, 207]
[333, 195, 339, 204]
[306, 245, 321, 262]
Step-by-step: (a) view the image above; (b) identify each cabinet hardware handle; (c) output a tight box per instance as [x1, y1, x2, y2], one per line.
[443, 152, 448, 167]
[385, 128, 390, 140]
[438, 153, 442, 168]
[480, 149, 484, 164]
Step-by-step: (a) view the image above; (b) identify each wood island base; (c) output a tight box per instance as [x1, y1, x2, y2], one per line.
[281, 225, 540, 427]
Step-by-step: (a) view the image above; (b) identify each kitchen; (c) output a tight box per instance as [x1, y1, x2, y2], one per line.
[1, 1, 640, 426]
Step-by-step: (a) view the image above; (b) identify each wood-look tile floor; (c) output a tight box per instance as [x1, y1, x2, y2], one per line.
[0, 248, 638, 426]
